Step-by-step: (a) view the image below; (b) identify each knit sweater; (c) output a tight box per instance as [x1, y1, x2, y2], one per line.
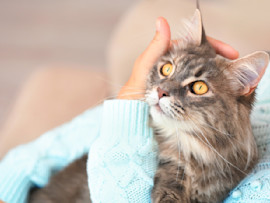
[0, 65, 270, 203]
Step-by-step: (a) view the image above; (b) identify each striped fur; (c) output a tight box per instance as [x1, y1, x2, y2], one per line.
[146, 10, 268, 203]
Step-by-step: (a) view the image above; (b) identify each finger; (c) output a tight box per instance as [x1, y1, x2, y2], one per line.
[207, 36, 239, 60]
[140, 17, 171, 68]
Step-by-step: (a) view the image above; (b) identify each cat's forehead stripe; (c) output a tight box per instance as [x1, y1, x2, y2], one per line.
[174, 54, 189, 66]
[176, 56, 207, 77]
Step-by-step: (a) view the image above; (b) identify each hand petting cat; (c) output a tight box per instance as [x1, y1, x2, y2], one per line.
[117, 17, 239, 100]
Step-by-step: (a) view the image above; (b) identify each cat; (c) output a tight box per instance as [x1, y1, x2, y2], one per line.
[29, 8, 269, 203]
[147, 9, 269, 203]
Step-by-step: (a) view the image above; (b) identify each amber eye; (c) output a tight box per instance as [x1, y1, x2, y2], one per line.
[191, 81, 208, 95]
[161, 63, 173, 76]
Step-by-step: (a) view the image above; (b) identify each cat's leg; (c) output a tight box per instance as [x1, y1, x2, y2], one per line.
[151, 161, 190, 203]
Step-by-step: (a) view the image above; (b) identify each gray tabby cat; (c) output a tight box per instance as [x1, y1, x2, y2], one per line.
[147, 9, 269, 202]
[29, 9, 269, 203]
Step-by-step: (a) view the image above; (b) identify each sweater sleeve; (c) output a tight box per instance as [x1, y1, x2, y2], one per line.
[0, 105, 103, 203]
[87, 100, 157, 203]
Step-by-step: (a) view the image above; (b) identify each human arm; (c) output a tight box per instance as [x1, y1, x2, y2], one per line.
[87, 17, 240, 202]
[0, 105, 103, 203]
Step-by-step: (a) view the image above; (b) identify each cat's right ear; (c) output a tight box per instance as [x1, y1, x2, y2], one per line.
[228, 51, 269, 96]
[178, 9, 203, 47]
[179, 8, 208, 47]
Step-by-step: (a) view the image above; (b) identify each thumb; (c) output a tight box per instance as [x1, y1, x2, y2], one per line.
[141, 17, 171, 68]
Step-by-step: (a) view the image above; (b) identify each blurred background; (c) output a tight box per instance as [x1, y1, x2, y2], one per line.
[0, 0, 270, 130]
[0, 0, 134, 127]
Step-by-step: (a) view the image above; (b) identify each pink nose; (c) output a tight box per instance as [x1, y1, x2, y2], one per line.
[157, 87, 169, 99]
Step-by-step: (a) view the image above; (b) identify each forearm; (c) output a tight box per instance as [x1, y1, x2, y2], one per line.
[0, 105, 103, 203]
[87, 100, 157, 202]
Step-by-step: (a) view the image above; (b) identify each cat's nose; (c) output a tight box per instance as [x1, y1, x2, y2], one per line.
[157, 87, 169, 99]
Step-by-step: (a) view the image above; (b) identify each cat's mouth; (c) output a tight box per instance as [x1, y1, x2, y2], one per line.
[151, 98, 185, 121]
[155, 103, 162, 112]
[153, 100, 174, 119]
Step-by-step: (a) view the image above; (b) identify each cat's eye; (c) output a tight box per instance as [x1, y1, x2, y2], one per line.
[191, 81, 208, 95]
[160, 63, 173, 76]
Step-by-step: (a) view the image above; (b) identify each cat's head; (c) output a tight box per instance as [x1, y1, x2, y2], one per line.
[145, 9, 269, 161]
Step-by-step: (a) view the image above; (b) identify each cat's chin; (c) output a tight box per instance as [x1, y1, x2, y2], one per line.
[150, 105, 178, 125]
[154, 104, 163, 113]
[151, 104, 171, 119]
[151, 102, 182, 121]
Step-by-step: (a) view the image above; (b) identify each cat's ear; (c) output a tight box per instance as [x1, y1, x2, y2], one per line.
[229, 51, 269, 96]
[181, 9, 206, 46]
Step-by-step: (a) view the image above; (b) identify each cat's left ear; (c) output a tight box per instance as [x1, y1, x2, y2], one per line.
[229, 51, 269, 96]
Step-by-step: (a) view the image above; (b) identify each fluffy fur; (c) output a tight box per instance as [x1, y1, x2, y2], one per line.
[29, 155, 91, 203]
[146, 9, 268, 203]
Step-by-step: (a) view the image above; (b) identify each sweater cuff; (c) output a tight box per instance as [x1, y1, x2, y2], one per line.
[100, 100, 153, 147]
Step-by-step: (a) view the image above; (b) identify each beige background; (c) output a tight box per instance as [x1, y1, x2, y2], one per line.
[0, 0, 135, 128]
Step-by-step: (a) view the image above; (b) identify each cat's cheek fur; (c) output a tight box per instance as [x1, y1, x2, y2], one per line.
[145, 88, 159, 106]
[150, 107, 213, 164]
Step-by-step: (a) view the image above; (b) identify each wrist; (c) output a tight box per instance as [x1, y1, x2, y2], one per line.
[117, 80, 145, 100]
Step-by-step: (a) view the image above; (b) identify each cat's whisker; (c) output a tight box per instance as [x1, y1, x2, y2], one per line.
[185, 113, 243, 155]
[110, 86, 145, 95]
[167, 105, 186, 182]
[88, 73, 145, 91]
[198, 120, 246, 156]
[185, 115, 238, 170]
[111, 91, 146, 97]
[89, 74, 124, 89]
[191, 119, 246, 182]
[189, 119, 248, 176]
[115, 86, 146, 91]
[137, 98, 147, 102]
[90, 74, 147, 94]
[173, 120, 182, 182]
[193, 129, 231, 174]
[117, 92, 146, 99]
[89, 92, 146, 109]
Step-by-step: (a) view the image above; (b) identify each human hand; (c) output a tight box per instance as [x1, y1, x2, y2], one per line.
[0, 200, 5, 203]
[117, 17, 239, 100]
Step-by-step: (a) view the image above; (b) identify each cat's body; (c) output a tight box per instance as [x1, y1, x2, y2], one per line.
[29, 8, 269, 203]
[29, 155, 91, 203]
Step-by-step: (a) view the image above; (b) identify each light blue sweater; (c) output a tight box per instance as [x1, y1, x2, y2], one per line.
[0, 64, 270, 203]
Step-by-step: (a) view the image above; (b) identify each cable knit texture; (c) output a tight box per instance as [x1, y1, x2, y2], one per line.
[0, 105, 103, 203]
[87, 100, 157, 203]
[0, 65, 269, 203]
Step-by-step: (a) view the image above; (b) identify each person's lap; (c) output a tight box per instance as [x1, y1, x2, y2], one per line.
[0, 67, 108, 159]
